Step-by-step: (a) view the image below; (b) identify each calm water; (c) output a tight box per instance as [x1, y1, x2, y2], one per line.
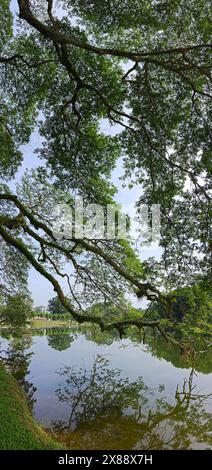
[0, 326, 212, 449]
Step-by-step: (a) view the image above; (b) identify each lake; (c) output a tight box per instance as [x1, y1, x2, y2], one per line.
[0, 326, 212, 450]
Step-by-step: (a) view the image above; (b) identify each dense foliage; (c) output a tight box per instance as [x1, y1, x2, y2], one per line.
[0, 293, 32, 327]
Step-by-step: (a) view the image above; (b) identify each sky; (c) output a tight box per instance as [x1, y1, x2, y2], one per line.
[6, 0, 162, 307]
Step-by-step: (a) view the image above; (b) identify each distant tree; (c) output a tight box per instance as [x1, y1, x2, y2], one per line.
[48, 296, 69, 315]
[34, 306, 46, 314]
[86, 296, 140, 325]
[45, 313, 51, 320]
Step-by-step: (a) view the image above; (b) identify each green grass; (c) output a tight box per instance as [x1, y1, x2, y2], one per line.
[32, 319, 77, 329]
[0, 362, 63, 450]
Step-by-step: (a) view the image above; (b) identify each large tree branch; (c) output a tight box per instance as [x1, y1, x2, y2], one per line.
[17, 1, 212, 62]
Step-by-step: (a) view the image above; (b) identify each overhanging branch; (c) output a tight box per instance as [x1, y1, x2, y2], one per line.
[0, 222, 163, 336]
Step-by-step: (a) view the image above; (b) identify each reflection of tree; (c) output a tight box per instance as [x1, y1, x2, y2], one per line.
[143, 331, 212, 375]
[91, 324, 212, 375]
[2, 335, 36, 410]
[53, 357, 212, 450]
[46, 328, 76, 351]
[55, 356, 150, 429]
[143, 370, 212, 450]
[79, 324, 118, 345]
[79, 324, 212, 374]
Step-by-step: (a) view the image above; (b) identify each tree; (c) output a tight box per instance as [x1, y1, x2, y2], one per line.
[0, 1, 211, 341]
[0, 294, 32, 327]
[148, 283, 212, 324]
[34, 306, 46, 315]
[86, 296, 141, 324]
[48, 296, 69, 315]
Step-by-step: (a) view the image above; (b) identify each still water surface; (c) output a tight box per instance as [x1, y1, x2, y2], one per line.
[1, 326, 212, 449]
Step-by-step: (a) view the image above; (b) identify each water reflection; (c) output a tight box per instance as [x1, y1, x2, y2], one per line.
[0, 333, 36, 409]
[79, 325, 212, 374]
[0, 327, 212, 449]
[52, 355, 212, 450]
[142, 330, 212, 374]
[46, 328, 76, 351]
[54, 355, 151, 429]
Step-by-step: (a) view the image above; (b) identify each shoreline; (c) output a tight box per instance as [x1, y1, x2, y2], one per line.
[0, 362, 63, 450]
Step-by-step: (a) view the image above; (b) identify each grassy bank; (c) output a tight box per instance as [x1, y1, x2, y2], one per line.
[0, 363, 62, 450]
[31, 319, 78, 329]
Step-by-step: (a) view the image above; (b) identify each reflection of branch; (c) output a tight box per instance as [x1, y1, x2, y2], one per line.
[63, 368, 97, 430]
[54, 358, 211, 450]
[147, 368, 211, 435]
